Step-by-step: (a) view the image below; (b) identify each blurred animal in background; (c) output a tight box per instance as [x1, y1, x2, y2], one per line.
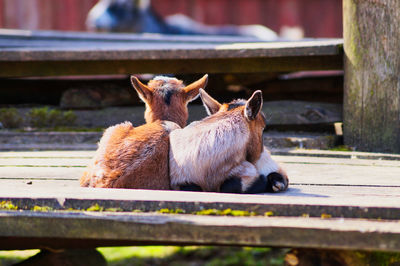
[87, 0, 278, 40]
[169, 89, 288, 193]
[80, 74, 208, 189]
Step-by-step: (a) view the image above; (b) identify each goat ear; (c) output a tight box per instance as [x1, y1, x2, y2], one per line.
[130, 75, 153, 103]
[199, 89, 221, 115]
[245, 90, 263, 121]
[183, 74, 208, 102]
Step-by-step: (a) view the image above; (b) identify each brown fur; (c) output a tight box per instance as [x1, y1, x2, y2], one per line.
[80, 75, 208, 189]
[245, 111, 266, 163]
[81, 121, 174, 188]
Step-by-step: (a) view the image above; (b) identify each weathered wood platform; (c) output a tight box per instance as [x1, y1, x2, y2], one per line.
[1, 149, 400, 251]
[0, 29, 343, 77]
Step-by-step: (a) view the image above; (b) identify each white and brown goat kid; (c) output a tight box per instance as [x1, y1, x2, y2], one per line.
[169, 89, 288, 193]
[80, 74, 208, 189]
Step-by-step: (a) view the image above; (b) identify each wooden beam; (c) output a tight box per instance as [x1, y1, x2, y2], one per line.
[1, 148, 400, 252]
[0, 56, 342, 77]
[1, 211, 400, 251]
[0, 30, 343, 77]
[1, 184, 400, 219]
[343, 0, 400, 153]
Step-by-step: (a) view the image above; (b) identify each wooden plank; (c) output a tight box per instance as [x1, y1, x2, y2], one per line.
[2, 143, 400, 227]
[0, 167, 82, 180]
[284, 164, 400, 186]
[3, 161, 400, 186]
[1, 185, 400, 219]
[0, 30, 343, 76]
[0, 102, 341, 130]
[0, 39, 343, 61]
[262, 101, 342, 125]
[1, 178, 400, 201]
[0, 56, 342, 77]
[1, 149, 399, 162]
[0, 143, 98, 151]
[2, 151, 400, 186]
[0, 179, 79, 188]
[1, 176, 400, 201]
[273, 149, 400, 161]
[2, 154, 400, 168]
[0, 158, 89, 166]
[0, 28, 273, 43]
[275, 155, 400, 167]
[1, 171, 400, 201]
[1, 211, 400, 251]
[288, 184, 400, 198]
[0, 150, 94, 158]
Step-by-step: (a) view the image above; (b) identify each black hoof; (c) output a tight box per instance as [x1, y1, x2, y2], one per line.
[220, 177, 242, 193]
[179, 183, 203, 192]
[266, 172, 287, 193]
[244, 175, 268, 194]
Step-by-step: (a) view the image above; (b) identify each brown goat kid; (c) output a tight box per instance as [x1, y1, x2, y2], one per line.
[169, 89, 288, 193]
[80, 74, 208, 189]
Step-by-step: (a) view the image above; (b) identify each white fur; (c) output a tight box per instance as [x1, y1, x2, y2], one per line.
[153, 76, 182, 90]
[202, 101, 213, 116]
[153, 76, 179, 82]
[255, 147, 288, 192]
[255, 147, 280, 176]
[169, 113, 249, 191]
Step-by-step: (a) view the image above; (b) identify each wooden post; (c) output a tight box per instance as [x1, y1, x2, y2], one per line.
[343, 0, 400, 153]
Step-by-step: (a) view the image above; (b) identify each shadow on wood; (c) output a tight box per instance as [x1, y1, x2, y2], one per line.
[14, 249, 106, 266]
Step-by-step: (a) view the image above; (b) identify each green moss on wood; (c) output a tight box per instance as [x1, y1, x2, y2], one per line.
[157, 208, 258, 216]
[355, 251, 400, 266]
[0, 108, 23, 128]
[0, 201, 18, 210]
[321, 213, 332, 219]
[15, 127, 104, 132]
[105, 207, 123, 212]
[32, 206, 53, 212]
[195, 208, 256, 217]
[158, 208, 185, 214]
[86, 204, 104, 212]
[329, 145, 353, 152]
[28, 107, 77, 128]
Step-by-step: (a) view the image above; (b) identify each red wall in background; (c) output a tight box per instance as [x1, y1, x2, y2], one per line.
[153, 0, 342, 37]
[0, 0, 342, 38]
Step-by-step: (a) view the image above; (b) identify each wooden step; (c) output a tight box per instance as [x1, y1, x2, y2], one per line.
[1, 149, 399, 251]
[0, 30, 343, 77]
[1, 210, 400, 251]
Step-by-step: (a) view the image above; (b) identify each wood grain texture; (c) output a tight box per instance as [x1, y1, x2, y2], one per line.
[0, 30, 343, 76]
[1, 211, 400, 251]
[0, 38, 343, 61]
[1, 150, 400, 218]
[1, 149, 400, 251]
[343, 0, 400, 153]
